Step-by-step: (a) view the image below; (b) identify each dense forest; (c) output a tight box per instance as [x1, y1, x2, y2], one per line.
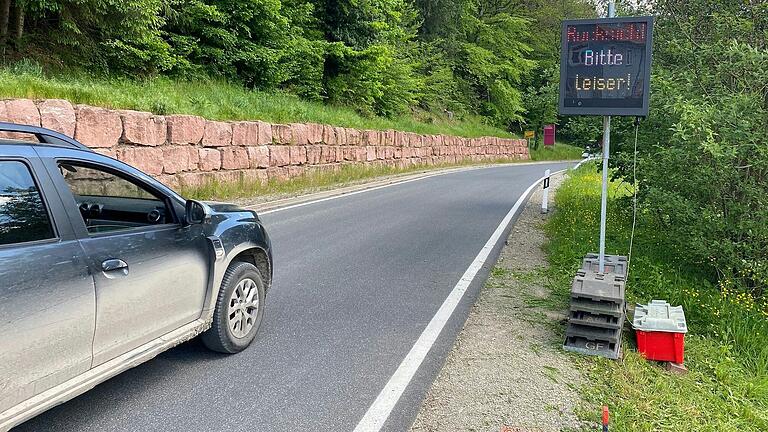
[0, 0, 595, 130]
[606, 0, 767, 301]
[0, 0, 766, 300]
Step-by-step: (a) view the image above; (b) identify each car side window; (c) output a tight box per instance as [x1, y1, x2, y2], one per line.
[0, 161, 55, 245]
[58, 162, 175, 234]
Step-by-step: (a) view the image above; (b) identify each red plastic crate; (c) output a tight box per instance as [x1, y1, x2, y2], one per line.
[635, 330, 685, 363]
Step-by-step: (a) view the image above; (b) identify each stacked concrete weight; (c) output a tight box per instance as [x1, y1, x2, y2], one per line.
[563, 253, 628, 359]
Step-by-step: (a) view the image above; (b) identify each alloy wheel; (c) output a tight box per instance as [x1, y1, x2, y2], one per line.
[227, 278, 260, 338]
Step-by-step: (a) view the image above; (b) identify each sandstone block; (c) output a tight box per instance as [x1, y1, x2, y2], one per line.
[38, 99, 75, 137]
[269, 145, 291, 167]
[241, 169, 268, 185]
[212, 170, 241, 185]
[118, 147, 163, 175]
[247, 146, 270, 169]
[5, 99, 40, 126]
[163, 146, 198, 174]
[341, 147, 354, 162]
[232, 121, 260, 146]
[75, 105, 121, 148]
[202, 120, 232, 147]
[256, 121, 273, 145]
[167, 115, 205, 145]
[333, 126, 346, 145]
[322, 125, 336, 145]
[289, 145, 307, 165]
[287, 166, 305, 178]
[221, 146, 250, 170]
[366, 146, 377, 162]
[363, 130, 380, 146]
[289, 123, 309, 145]
[381, 130, 394, 146]
[271, 124, 291, 144]
[156, 174, 180, 191]
[322, 145, 337, 163]
[306, 145, 322, 165]
[409, 133, 422, 147]
[178, 172, 212, 188]
[198, 148, 222, 171]
[92, 148, 117, 158]
[267, 166, 289, 182]
[120, 110, 166, 146]
[346, 128, 360, 145]
[306, 123, 323, 144]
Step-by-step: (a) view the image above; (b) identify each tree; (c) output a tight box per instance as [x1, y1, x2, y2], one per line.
[610, 0, 768, 297]
[455, 7, 536, 126]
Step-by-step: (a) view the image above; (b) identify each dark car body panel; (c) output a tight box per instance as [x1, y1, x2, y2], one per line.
[0, 124, 272, 430]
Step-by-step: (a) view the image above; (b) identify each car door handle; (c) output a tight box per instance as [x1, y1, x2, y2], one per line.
[102, 259, 129, 278]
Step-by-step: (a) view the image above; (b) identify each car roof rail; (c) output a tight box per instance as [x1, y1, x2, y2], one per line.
[0, 122, 92, 152]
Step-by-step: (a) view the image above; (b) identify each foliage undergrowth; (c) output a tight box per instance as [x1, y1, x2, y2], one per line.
[529, 142, 583, 162]
[0, 67, 512, 139]
[544, 165, 768, 432]
[0, 0, 595, 130]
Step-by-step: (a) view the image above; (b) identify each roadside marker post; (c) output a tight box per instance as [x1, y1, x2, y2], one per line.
[542, 169, 551, 214]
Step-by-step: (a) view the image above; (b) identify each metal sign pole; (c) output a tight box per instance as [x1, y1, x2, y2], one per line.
[598, 0, 616, 274]
[598, 116, 610, 273]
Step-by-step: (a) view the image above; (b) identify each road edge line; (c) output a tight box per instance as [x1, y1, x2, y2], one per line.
[257, 160, 579, 215]
[351, 167, 572, 432]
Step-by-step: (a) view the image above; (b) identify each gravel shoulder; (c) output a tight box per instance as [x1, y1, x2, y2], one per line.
[410, 173, 587, 432]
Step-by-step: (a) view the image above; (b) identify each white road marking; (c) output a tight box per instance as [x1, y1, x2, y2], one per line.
[352, 167, 570, 432]
[259, 161, 570, 215]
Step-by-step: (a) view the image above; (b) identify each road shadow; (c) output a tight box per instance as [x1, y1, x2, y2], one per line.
[13, 338, 226, 431]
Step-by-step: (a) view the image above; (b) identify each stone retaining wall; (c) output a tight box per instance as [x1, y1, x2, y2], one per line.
[0, 98, 529, 190]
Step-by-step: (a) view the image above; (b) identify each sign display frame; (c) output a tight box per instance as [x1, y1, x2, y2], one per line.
[558, 16, 654, 117]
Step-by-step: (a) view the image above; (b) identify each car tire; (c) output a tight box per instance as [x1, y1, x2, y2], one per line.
[201, 261, 266, 354]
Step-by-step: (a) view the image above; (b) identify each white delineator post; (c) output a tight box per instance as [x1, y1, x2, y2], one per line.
[598, 0, 616, 274]
[542, 169, 551, 214]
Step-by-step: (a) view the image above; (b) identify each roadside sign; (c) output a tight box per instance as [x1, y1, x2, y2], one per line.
[543, 125, 555, 146]
[558, 16, 654, 117]
[524, 130, 535, 139]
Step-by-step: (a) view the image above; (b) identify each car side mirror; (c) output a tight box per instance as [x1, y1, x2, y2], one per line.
[185, 200, 211, 225]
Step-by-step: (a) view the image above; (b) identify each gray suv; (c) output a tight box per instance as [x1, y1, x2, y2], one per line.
[0, 122, 273, 431]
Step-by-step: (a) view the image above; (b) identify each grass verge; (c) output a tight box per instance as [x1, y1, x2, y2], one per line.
[180, 157, 539, 201]
[543, 165, 768, 431]
[0, 65, 512, 139]
[529, 142, 583, 161]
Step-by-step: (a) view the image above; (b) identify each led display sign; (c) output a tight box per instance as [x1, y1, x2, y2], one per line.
[559, 16, 654, 116]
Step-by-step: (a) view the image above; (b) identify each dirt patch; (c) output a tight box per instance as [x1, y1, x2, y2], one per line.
[410, 173, 586, 432]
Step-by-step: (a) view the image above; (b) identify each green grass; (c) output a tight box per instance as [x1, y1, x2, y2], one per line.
[179, 157, 527, 201]
[0, 65, 512, 139]
[544, 165, 768, 431]
[529, 142, 584, 161]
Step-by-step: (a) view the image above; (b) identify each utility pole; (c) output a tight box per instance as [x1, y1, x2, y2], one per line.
[598, 0, 616, 274]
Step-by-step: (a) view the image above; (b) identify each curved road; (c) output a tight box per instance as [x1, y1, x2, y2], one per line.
[16, 162, 575, 432]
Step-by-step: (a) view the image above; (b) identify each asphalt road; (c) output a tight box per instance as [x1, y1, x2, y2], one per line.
[16, 161, 575, 432]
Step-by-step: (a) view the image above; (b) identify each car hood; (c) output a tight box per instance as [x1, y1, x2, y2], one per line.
[204, 201, 260, 221]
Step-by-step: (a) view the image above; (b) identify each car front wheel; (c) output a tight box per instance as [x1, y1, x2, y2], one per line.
[202, 261, 266, 353]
